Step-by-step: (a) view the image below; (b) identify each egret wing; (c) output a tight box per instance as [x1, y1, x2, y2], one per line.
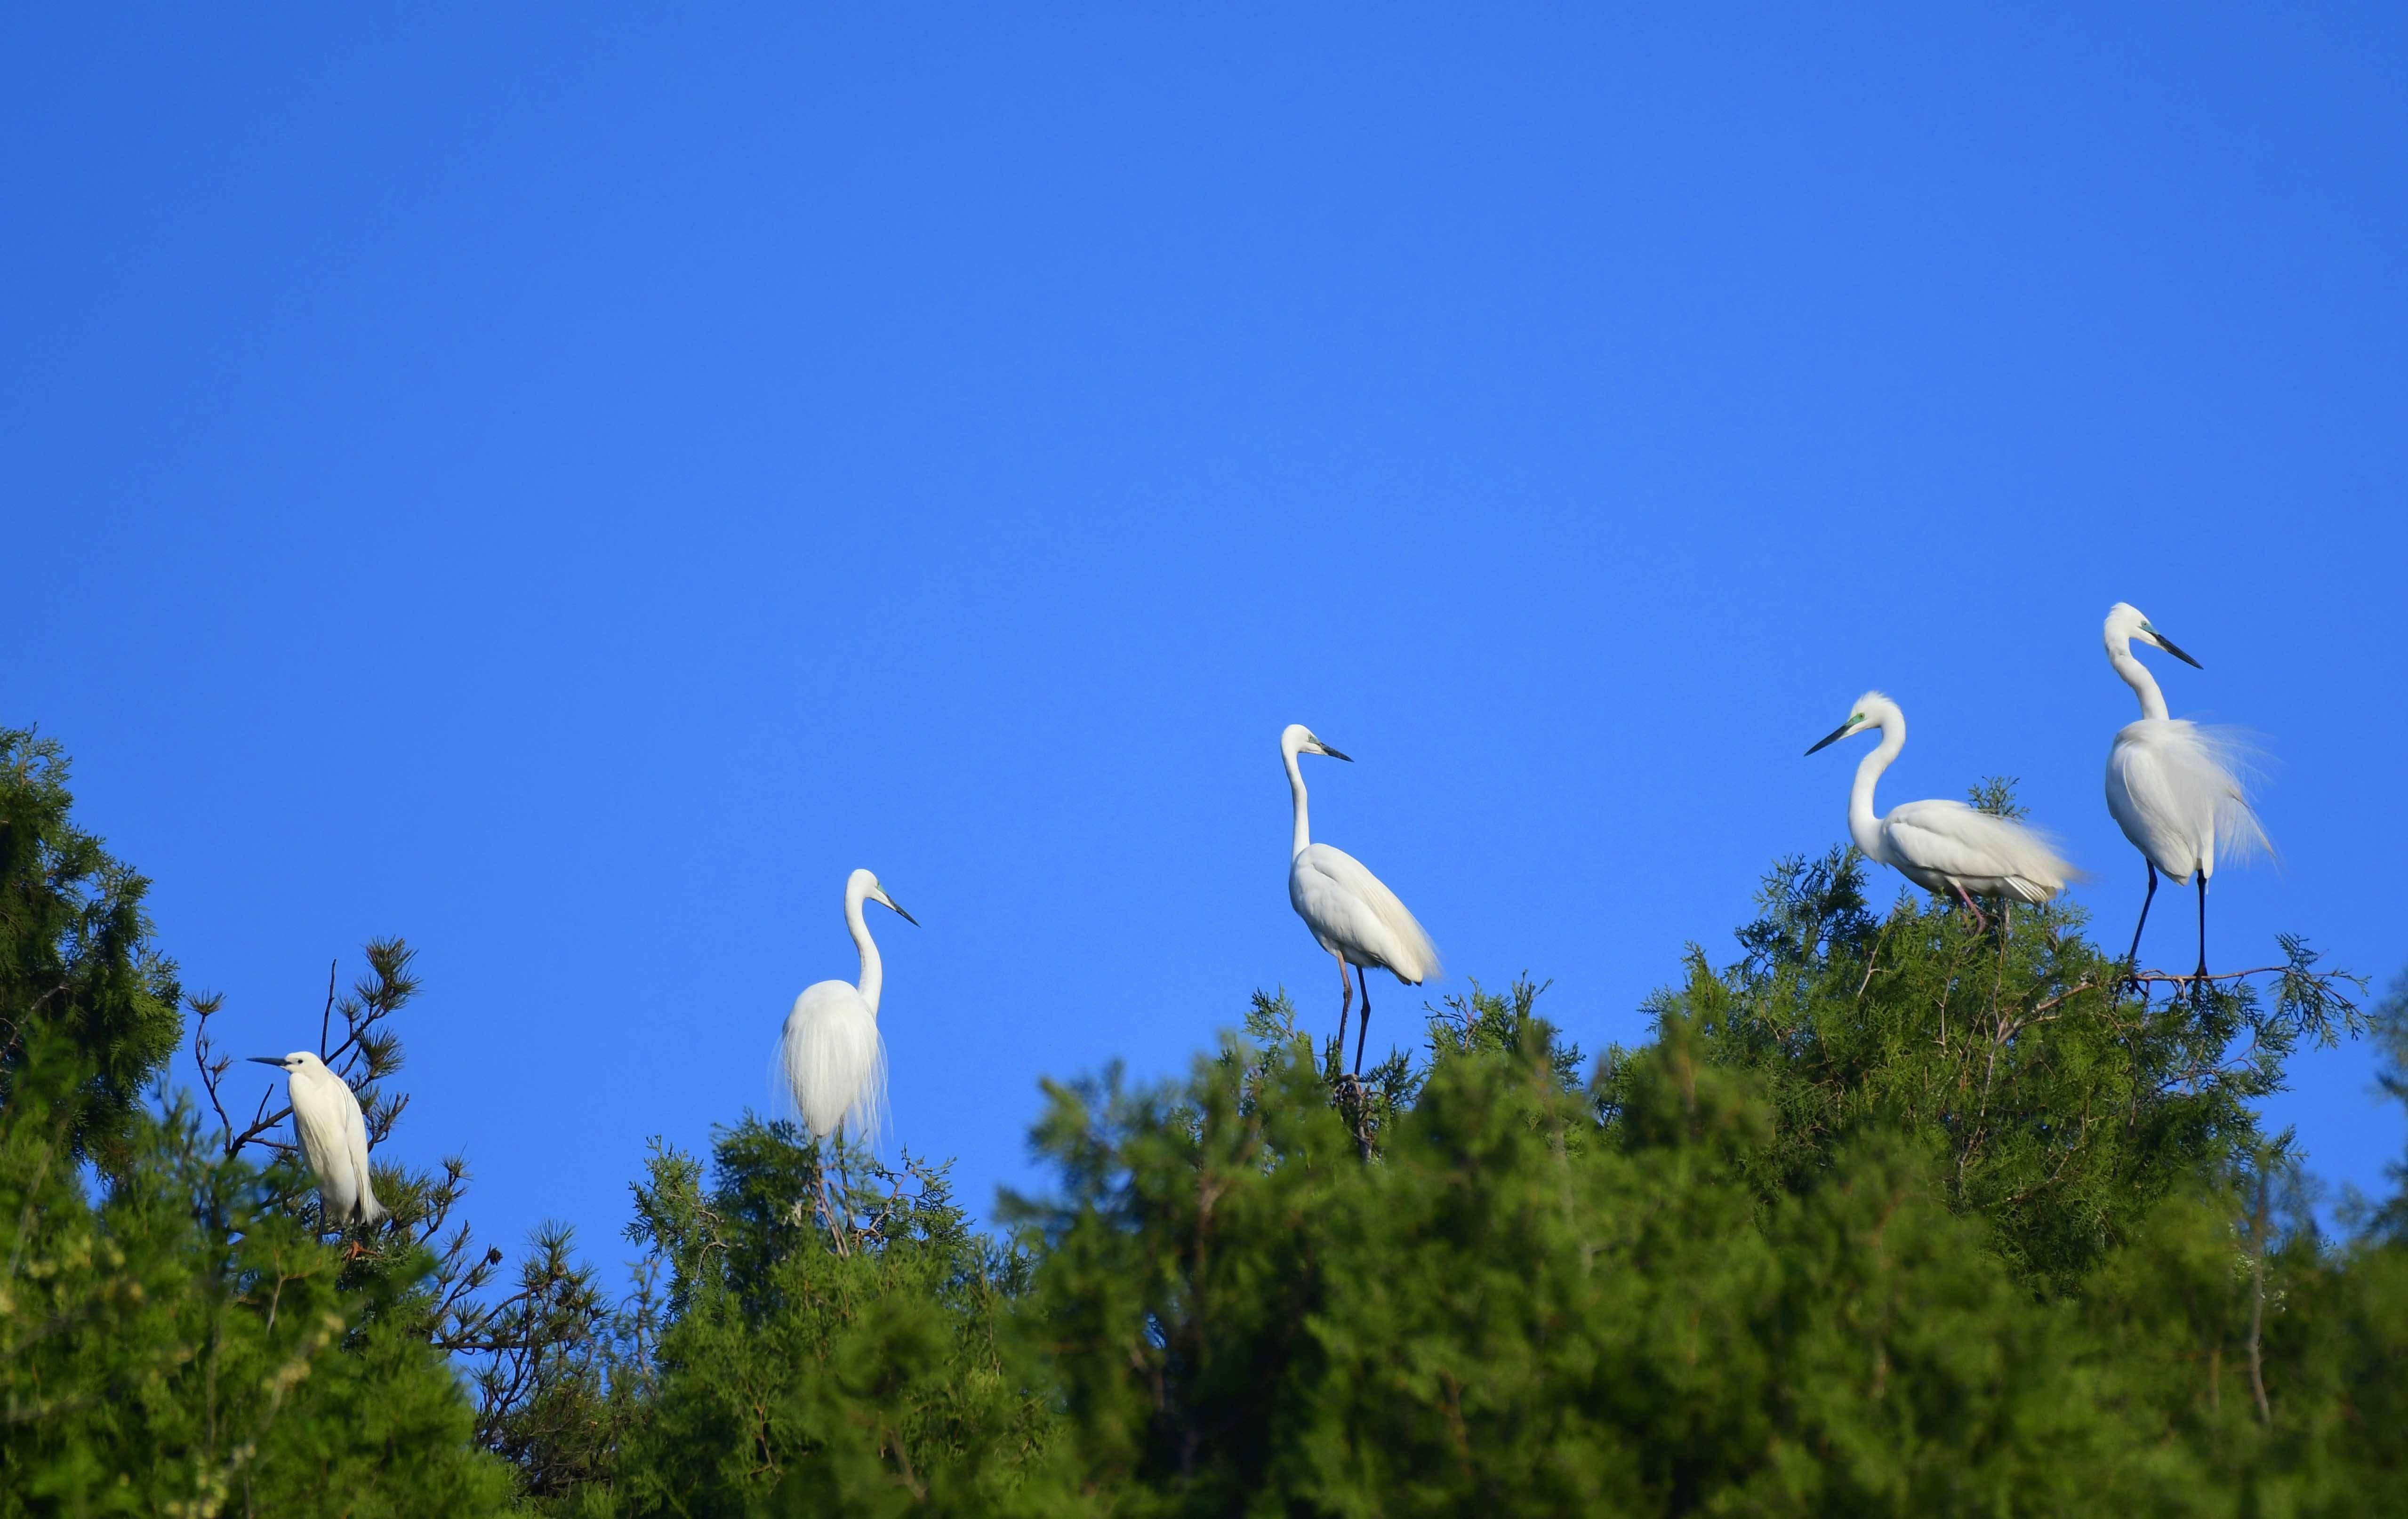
[2107, 726, 2201, 878]
[1292, 843, 1440, 983]
[1884, 800, 2072, 902]
[342, 1084, 384, 1225]
[1290, 857, 1391, 962]
[2161, 720, 2271, 864]
[2107, 719, 2269, 879]
[290, 1076, 361, 1223]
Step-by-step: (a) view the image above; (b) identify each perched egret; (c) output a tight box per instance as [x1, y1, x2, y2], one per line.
[248, 1051, 385, 1232]
[1281, 723, 1440, 1076]
[779, 868, 916, 1147]
[2100, 602, 2268, 985]
[1804, 692, 2074, 929]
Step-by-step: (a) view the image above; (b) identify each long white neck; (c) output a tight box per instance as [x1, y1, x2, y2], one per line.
[1849, 714, 1904, 865]
[1283, 738, 1311, 859]
[2106, 636, 2170, 721]
[845, 879, 883, 1017]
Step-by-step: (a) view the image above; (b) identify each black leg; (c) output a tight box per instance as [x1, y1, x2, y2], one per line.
[2193, 873, 2210, 999]
[1333, 953, 1353, 1073]
[1353, 964, 1373, 1076]
[2124, 862, 2159, 988]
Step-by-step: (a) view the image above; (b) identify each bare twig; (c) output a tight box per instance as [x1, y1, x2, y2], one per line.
[2026, 980, 2097, 1019]
[316, 959, 337, 1063]
[1854, 917, 1897, 1002]
[191, 992, 294, 1160]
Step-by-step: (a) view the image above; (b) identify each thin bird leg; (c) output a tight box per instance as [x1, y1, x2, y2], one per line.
[1950, 883, 1989, 935]
[820, 1129, 850, 1258]
[1333, 951, 1354, 1077]
[2123, 862, 2159, 987]
[2192, 874, 2211, 1000]
[1353, 963, 1373, 1077]
[819, 1170, 848, 1258]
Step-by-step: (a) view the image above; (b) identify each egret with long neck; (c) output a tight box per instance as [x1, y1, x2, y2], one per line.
[248, 1050, 385, 1237]
[1282, 723, 1440, 1076]
[780, 868, 916, 1145]
[1805, 691, 2074, 930]
[2100, 603, 2267, 988]
[779, 868, 916, 1256]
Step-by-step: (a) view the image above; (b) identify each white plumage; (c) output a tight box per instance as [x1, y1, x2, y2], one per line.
[1805, 691, 2075, 924]
[2106, 723, 2268, 883]
[779, 868, 915, 1144]
[2100, 603, 2268, 979]
[1281, 723, 1440, 1075]
[250, 1050, 384, 1229]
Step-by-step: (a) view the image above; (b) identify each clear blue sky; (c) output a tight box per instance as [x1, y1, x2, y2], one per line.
[8, 4, 2403, 1268]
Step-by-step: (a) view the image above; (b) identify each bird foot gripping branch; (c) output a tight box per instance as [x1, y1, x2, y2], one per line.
[1325, 1070, 1382, 1161]
[2121, 961, 2337, 1006]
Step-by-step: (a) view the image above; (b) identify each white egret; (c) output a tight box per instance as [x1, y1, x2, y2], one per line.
[1804, 692, 2074, 929]
[248, 1051, 385, 1234]
[779, 868, 916, 1147]
[1282, 723, 1440, 1076]
[2100, 602, 2268, 985]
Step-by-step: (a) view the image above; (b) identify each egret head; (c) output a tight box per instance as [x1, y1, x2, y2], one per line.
[1804, 690, 1899, 755]
[248, 1050, 330, 1077]
[847, 867, 919, 926]
[2104, 602, 2202, 669]
[1280, 723, 1352, 763]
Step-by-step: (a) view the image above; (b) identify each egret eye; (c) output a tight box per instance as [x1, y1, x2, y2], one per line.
[1850, 713, 1863, 725]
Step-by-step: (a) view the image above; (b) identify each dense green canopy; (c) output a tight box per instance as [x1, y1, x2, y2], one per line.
[3, 727, 2402, 1516]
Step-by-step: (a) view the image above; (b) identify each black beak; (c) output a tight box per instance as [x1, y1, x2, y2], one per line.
[1319, 744, 1353, 762]
[1804, 721, 1857, 756]
[889, 902, 920, 927]
[2152, 631, 2203, 670]
[247, 1056, 287, 1068]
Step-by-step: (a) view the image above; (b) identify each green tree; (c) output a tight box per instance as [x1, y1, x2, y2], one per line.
[14, 717, 2406, 1515]
[529, 838, 2401, 1517]
[1009, 992, 2156, 1516]
[589, 1119, 1064, 1517]
[0, 1039, 514, 1515]
[1614, 843, 2363, 1287]
[0, 728, 181, 1167]
[188, 939, 625, 1487]
[0, 727, 524, 1515]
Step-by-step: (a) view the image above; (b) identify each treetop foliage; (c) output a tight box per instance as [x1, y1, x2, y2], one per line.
[0, 728, 182, 1167]
[1626, 844, 2365, 1287]
[0, 1037, 514, 1515]
[3, 729, 2403, 1516]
